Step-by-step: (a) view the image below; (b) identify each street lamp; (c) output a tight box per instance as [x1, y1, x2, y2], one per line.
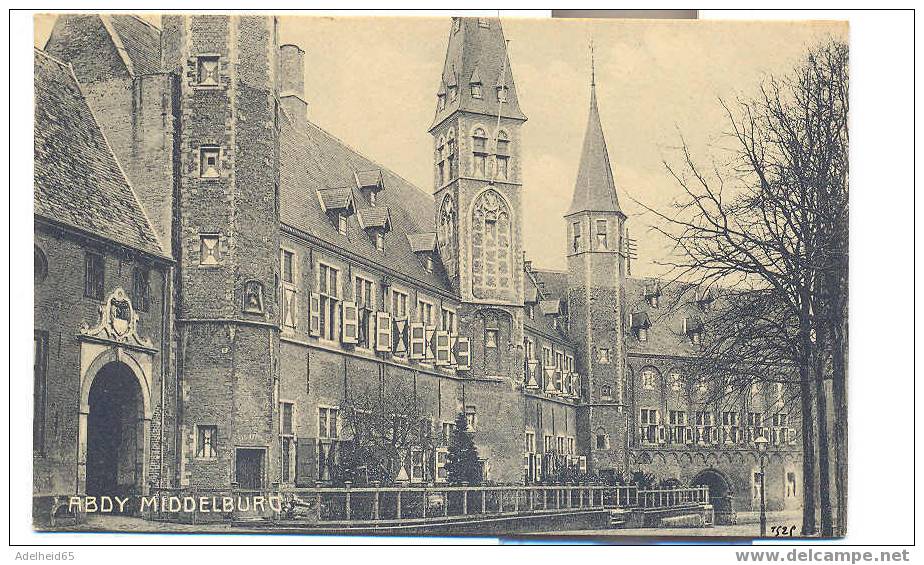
[754, 435, 769, 537]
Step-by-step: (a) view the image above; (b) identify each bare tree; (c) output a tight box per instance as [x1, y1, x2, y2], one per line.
[642, 39, 848, 536]
[339, 381, 435, 485]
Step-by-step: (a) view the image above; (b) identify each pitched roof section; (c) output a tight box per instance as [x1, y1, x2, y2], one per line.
[567, 82, 622, 215]
[430, 17, 527, 131]
[278, 112, 452, 293]
[624, 277, 708, 358]
[105, 15, 162, 76]
[407, 232, 437, 253]
[357, 207, 392, 231]
[317, 186, 355, 213]
[34, 50, 165, 257]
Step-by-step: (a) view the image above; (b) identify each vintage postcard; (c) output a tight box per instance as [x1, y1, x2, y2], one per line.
[30, 11, 849, 540]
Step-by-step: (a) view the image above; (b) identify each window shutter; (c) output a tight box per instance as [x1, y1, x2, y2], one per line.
[424, 326, 437, 361]
[448, 335, 458, 366]
[295, 437, 317, 486]
[392, 318, 409, 356]
[309, 292, 321, 336]
[341, 301, 358, 344]
[375, 311, 392, 352]
[435, 331, 451, 366]
[454, 337, 471, 371]
[409, 323, 426, 359]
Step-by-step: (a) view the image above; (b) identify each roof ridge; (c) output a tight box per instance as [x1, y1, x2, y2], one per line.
[33, 47, 70, 69]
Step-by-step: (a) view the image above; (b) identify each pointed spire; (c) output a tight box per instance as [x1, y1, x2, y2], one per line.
[430, 16, 527, 131]
[567, 44, 622, 216]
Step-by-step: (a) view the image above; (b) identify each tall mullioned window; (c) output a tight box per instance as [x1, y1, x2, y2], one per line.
[472, 128, 488, 178]
[85, 252, 104, 300]
[133, 265, 150, 312]
[196, 425, 218, 459]
[318, 263, 340, 341]
[470, 189, 512, 299]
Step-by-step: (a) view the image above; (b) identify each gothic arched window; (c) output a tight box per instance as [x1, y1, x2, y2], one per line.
[472, 127, 488, 178]
[471, 189, 512, 300]
[438, 195, 456, 272]
[446, 129, 457, 180]
[494, 130, 510, 180]
[436, 135, 446, 186]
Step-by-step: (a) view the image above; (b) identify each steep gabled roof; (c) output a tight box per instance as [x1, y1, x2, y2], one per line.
[34, 49, 165, 257]
[44, 14, 162, 80]
[567, 81, 622, 215]
[106, 15, 162, 76]
[430, 17, 527, 130]
[278, 110, 453, 293]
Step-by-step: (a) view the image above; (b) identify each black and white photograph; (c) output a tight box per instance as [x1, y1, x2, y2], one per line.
[11, 6, 917, 557]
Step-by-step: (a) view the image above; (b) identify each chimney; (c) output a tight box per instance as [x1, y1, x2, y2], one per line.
[278, 43, 307, 121]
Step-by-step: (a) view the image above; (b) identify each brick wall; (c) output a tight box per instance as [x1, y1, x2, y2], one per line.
[33, 225, 171, 496]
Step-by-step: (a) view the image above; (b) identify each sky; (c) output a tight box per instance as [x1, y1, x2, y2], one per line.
[35, 14, 847, 275]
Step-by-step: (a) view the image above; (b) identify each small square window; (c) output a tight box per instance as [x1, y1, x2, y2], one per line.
[200, 234, 220, 266]
[200, 146, 221, 178]
[197, 56, 220, 86]
[598, 348, 610, 364]
[485, 328, 498, 348]
[497, 86, 509, 103]
[471, 84, 482, 98]
[196, 425, 218, 459]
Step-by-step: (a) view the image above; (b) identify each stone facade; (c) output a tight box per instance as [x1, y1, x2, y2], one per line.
[35, 14, 801, 519]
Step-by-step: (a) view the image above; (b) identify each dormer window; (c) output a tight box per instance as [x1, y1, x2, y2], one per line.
[338, 214, 348, 235]
[645, 280, 662, 308]
[355, 169, 385, 206]
[496, 86, 509, 103]
[438, 93, 446, 111]
[369, 191, 377, 206]
[357, 207, 392, 252]
[317, 187, 355, 235]
[684, 316, 704, 345]
[471, 83, 482, 98]
[449, 85, 458, 101]
[478, 18, 490, 29]
[452, 17, 462, 33]
[631, 312, 651, 342]
[425, 255, 434, 273]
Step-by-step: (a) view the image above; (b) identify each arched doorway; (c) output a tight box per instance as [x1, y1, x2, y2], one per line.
[692, 468, 737, 525]
[85, 361, 145, 501]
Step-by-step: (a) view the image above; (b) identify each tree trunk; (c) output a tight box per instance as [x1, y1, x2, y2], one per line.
[813, 323, 833, 537]
[799, 351, 817, 537]
[829, 270, 848, 537]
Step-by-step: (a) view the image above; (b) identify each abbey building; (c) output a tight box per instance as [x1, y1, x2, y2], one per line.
[33, 14, 803, 521]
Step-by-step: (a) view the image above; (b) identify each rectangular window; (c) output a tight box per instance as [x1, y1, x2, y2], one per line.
[282, 250, 295, 284]
[556, 436, 565, 454]
[786, 472, 797, 498]
[391, 288, 409, 319]
[196, 55, 220, 86]
[572, 222, 582, 252]
[669, 410, 687, 444]
[639, 408, 659, 443]
[196, 425, 218, 459]
[200, 234, 220, 266]
[722, 411, 740, 443]
[318, 263, 340, 341]
[354, 275, 375, 348]
[319, 406, 339, 439]
[465, 406, 477, 432]
[496, 156, 509, 179]
[596, 219, 608, 250]
[133, 266, 150, 312]
[435, 449, 448, 482]
[281, 437, 293, 483]
[199, 146, 221, 178]
[33, 331, 48, 454]
[544, 435, 554, 453]
[416, 298, 435, 326]
[598, 348, 610, 364]
[338, 214, 348, 235]
[441, 421, 455, 445]
[441, 307, 456, 334]
[486, 329, 498, 348]
[280, 402, 294, 436]
[85, 252, 104, 300]
[525, 431, 536, 453]
[280, 249, 297, 331]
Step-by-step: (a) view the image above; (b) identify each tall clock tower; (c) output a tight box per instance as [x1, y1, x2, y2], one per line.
[430, 16, 529, 482]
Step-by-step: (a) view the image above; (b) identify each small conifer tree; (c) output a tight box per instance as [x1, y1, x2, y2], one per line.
[445, 411, 482, 485]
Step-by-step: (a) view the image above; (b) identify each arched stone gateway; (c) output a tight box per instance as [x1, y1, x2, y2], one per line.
[77, 347, 153, 501]
[692, 468, 737, 525]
